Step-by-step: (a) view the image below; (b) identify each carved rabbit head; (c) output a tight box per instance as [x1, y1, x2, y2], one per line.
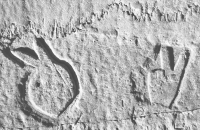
[9, 34, 80, 125]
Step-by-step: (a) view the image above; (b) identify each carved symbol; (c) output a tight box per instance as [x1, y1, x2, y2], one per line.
[5, 36, 80, 126]
[145, 45, 190, 108]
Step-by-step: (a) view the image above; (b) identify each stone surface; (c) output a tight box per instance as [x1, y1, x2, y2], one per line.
[1, 0, 200, 129]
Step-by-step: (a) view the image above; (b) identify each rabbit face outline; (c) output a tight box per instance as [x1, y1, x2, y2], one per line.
[10, 37, 80, 125]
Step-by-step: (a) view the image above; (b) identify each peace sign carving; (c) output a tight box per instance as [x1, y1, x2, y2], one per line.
[9, 36, 80, 125]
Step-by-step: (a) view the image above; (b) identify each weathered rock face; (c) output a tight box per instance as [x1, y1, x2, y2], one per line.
[1, 0, 200, 129]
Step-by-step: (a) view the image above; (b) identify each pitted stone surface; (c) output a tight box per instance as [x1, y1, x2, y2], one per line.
[0, 0, 200, 129]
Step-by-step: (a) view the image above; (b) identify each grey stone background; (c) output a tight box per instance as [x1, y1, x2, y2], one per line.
[0, 0, 200, 129]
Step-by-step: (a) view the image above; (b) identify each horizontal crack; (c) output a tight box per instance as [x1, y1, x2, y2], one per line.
[2, 107, 200, 129]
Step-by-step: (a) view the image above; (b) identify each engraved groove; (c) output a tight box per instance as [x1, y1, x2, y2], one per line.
[13, 47, 39, 60]
[2, 48, 25, 68]
[169, 49, 190, 109]
[166, 46, 175, 71]
[154, 43, 161, 60]
[35, 38, 80, 117]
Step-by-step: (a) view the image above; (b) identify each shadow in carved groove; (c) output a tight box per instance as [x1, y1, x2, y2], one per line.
[154, 43, 161, 60]
[2, 48, 25, 68]
[14, 47, 39, 60]
[166, 47, 175, 71]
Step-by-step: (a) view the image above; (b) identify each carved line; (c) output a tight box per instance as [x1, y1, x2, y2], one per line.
[166, 46, 175, 71]
[13, 47, 39, 60]
[147, 72, 152, 104]
[169, 49, 190, 109]
[1, 48, 25, 68]
[35, 38, 80, 117]
[17, 72, 58, 127]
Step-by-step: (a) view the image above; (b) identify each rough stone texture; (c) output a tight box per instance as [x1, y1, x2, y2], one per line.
[1, 0, 200, 129]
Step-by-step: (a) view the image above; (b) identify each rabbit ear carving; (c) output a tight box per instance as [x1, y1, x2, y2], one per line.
[14, 47, 39, 60]
[11, 47, 39, 67]
[10, 34, 40, 67]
